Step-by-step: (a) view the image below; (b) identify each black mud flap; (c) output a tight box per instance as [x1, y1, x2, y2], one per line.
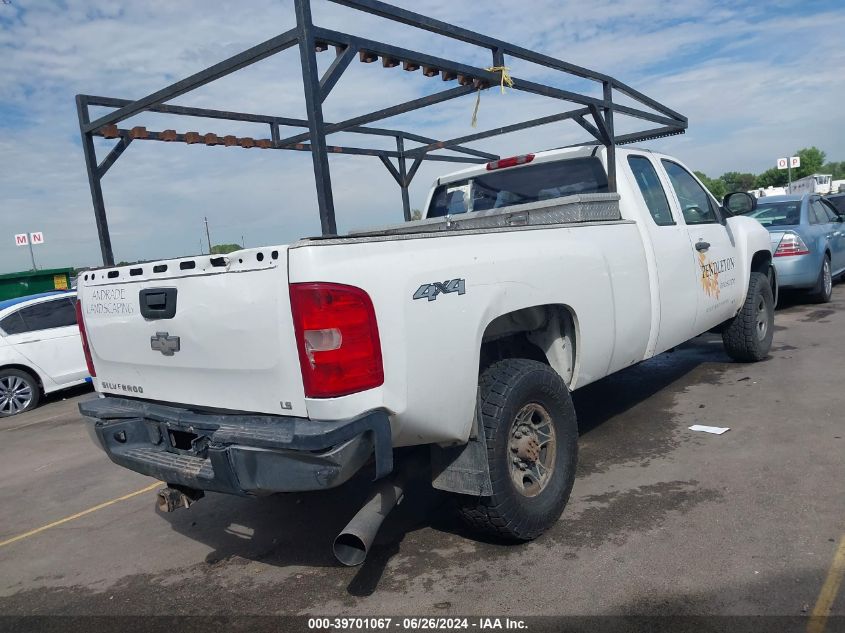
[429, 390, 493, 496]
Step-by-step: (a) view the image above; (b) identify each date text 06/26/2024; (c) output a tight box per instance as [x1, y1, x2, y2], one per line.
[307, 617, 527, 631]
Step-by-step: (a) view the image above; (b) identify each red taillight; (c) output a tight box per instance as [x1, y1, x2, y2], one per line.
[774, 232, 810, 257]
[74, 299, 97, 377]
[289, 283, 383, 398]
[486, 153, 535, 171]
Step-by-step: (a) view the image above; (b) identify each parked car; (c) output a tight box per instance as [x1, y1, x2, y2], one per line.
[744, 194, 845, 302]
[0, 291, 90, 417]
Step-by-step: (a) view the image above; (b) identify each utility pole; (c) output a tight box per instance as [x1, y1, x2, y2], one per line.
[204, 217, 212, 254]
[15, 232, 40, 270]
[241, 235, 245, 248]
[777, 156, 799, 192]
[27, 239, 37, 271]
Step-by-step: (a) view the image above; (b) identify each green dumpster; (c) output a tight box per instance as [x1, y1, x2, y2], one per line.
[0, 268, 74, 301]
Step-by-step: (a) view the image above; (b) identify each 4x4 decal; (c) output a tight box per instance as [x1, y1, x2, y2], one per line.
[413, 278, 466, 302]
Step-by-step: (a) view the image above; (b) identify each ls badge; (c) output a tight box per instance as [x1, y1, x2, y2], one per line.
[413, 278, 466, 302]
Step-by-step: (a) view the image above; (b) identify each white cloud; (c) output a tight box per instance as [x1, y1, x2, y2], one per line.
[0, 0, 842, 272]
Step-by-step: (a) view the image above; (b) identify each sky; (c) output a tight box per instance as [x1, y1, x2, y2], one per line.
[1, 0, 843, 273]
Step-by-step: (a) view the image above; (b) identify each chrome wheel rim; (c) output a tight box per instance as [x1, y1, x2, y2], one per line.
[756, 297, 769, 341]
[0, 375, 34, 416]
[508, 403, 556, 497]
[823, 260, 832, 297]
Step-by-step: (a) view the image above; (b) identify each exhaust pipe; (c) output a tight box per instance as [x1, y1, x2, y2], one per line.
[333, 476, 405, 566]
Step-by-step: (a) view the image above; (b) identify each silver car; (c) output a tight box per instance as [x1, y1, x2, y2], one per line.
[744, 194, 845, 302]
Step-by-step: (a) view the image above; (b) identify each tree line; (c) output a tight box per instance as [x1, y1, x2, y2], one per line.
[694, 147, 845, 199]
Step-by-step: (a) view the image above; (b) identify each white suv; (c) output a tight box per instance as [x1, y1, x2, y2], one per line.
[0, 292, 90, 416]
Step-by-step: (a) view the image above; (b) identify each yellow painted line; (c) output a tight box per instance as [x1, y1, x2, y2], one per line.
[808, 534, 845, 633]
[0, 482, 160, 549]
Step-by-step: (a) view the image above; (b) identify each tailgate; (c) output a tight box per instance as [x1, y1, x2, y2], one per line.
[78, 248, 306, 417]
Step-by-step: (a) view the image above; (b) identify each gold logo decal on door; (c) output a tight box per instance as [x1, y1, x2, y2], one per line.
[699, 253, 736, 299]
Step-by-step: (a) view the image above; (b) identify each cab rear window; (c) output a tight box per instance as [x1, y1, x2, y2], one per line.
[427, 157, 608, 218]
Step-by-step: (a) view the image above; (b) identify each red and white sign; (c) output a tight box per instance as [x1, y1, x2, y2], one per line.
[777, 158, 788, 170]
[15, 233, 28, 246]
[790, 156, 801, 168]
[30, 232, 44, 245]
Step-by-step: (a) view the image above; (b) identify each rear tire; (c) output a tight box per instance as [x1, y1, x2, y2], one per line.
[0, 368, 41, 417]
[456, 359, 578, 541]
[722, 271, 774, 362]
[808, 255, 833, 303]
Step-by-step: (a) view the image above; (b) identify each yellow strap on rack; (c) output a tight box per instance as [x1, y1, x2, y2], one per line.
[471, 66, 513, 128]
[488, 65, 514, 93]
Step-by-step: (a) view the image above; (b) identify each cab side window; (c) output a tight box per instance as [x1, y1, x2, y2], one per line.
[628, 155, 674, 226]
[661, 160, 719, 225]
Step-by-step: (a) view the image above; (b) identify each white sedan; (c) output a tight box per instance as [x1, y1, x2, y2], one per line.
[0, 291, 90, 416]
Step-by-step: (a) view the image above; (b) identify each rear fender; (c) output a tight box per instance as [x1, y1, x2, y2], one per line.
[0, 343, 50, 392]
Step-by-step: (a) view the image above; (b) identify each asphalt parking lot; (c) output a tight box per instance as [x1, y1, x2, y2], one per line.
[0, 288, 843, 626]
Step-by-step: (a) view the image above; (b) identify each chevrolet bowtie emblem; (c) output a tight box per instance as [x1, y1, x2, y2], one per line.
[150, 331, 180, 356]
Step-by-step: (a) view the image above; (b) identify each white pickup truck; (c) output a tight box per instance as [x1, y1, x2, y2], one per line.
[78, 145, 775, 564]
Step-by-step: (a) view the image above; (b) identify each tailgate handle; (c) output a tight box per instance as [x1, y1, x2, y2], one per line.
[139, 288, 177, 320]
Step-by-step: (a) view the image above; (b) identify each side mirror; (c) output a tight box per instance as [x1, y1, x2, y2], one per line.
[723, 191, 757, 215]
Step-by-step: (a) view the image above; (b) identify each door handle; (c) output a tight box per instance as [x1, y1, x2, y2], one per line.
[139, 288, 177, 320]
[695, 241, 710, 252]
